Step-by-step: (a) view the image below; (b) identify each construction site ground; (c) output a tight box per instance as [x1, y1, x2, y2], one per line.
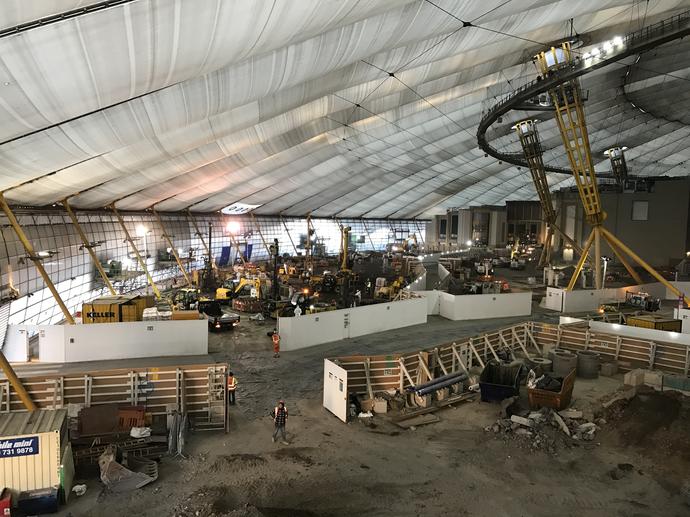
[57, 308, 690, 517]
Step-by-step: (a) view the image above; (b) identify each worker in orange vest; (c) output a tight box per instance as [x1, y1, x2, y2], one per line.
[272, 330, 280, 358]
[227, 371, 237, 405]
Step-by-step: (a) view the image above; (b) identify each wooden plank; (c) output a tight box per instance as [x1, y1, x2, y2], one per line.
[484, 335, 500, 362]
[434, 348, 449, 376]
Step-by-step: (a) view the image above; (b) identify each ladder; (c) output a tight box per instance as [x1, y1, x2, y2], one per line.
[195, 366, 227, 432]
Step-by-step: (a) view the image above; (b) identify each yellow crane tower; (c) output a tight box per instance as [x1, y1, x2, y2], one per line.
[513, 119, 585, 267]
[536, 43, 688, 305]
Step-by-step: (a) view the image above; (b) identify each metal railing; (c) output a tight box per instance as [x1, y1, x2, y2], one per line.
[476, 9, 690, 172]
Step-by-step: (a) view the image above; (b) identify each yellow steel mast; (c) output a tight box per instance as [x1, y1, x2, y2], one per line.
[536, 43, 686, 304]
[513, 119, 585, 267]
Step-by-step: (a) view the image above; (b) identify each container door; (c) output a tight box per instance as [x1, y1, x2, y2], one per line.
[323, 359, 348, 422]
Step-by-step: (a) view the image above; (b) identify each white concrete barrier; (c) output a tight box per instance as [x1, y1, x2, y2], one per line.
[438, 291, 532, 321]
[543, 282, 684, 313]
[417, 290, 441, 315]
[674, 308, 690, 334]
[278, 298, 427, 351]
[589, 320, 690, 346]
[3, 326, 31, 362]
[35, 320, 208, 363]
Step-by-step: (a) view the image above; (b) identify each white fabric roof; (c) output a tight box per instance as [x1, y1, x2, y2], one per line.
[1, 0, 688, 217]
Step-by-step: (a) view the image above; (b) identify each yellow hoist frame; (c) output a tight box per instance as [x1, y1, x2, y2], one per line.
[513, 119, 585, 267]
[537, 43, 688, 305]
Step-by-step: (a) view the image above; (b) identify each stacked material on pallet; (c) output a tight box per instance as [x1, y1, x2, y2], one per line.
[142, 305, 173, 321]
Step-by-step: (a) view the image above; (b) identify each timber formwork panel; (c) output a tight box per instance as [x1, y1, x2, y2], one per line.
[530, 322, 690, 376]
[0, 363, 227, 431]
[333, 322, 690, 397]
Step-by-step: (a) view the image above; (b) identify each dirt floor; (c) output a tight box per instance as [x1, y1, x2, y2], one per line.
[57, 310, 690, 517]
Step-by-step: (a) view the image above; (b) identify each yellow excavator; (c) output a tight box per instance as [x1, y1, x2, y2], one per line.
[215, 277, 265, 303]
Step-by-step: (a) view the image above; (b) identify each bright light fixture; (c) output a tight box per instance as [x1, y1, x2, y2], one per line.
[603, 41, 613, 52]
[583, 52, 590, 59]
[466, 240, 473, 247]
[226, 221, 241, 234]
[613, 36, 623, 46]
[591, 47, 600, 56]
[136, 225, 148, 237]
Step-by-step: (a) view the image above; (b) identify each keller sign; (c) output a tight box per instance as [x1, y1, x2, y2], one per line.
[0, 436, 39, 457]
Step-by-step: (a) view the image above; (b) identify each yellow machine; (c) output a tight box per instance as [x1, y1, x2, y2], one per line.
[374, 276, 405, 300]
[172, 288, 201, 311]
[215, 277, 265, 302]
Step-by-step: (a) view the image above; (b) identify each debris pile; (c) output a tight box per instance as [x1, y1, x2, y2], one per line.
[484, 404, 604, 453]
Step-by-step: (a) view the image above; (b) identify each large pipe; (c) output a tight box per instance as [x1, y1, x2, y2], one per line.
[416, 374, 468, 396]
[408, 371, 468, 393]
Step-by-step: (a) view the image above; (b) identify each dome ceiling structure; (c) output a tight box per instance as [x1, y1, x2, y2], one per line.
[0, 0, 688, 218]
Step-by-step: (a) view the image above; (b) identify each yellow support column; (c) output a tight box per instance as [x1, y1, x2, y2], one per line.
[0, 193, 75, 324]
[606, 239, 643, 285]
[600, 227, 690, 306]
[227, 232, 247, 267]
[110, 205, 161, 299]
[250, 212, 271, 257]
[594, 227, 602, 289]
[153, 209, 192, 286]
[0, 350, 36, 411]
[63, 199, 117, 295]
[566, 228, 595, 291]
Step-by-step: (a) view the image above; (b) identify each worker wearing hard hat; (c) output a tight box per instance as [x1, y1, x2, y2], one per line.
[271, 400, 289, 445]
[227, 371, 238, 405]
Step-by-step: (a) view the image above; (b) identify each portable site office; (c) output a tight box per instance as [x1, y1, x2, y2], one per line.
[0, 409, 73, 502]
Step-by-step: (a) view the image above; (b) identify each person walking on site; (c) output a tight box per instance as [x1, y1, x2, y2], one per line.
[227, 371, 237, 405]
[272, 400, 289, 445]
[272, 330, 280, 358]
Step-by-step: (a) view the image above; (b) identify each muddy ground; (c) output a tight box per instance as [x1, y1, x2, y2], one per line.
[59, 314, 690, 517]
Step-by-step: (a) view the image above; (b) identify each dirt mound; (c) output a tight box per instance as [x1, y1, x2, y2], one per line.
[604, 387, 689, 459]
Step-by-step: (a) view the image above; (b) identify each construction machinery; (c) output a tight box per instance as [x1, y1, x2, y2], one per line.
[215, 277, 266, 303]
[100, 259, 123, 278]
[172, 288, 201, 311]
[624, 291, 661, 312]
[535, 43, 689, 306]
[373, 276, 405, 300]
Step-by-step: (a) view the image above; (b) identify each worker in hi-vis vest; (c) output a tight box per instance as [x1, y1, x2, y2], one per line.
[227, 371, 237, 405]
[272, 330, 280, 358]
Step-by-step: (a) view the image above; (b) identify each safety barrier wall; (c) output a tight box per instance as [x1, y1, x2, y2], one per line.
[544, 282, 689, 313]
[0, 362, 228, 430]
[438, 291, 532, 320]
[33, 320, 208, 363]
[416, 290, 441, 315]
[278, 297, 427, 351]
[3, 325, 30, 362]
